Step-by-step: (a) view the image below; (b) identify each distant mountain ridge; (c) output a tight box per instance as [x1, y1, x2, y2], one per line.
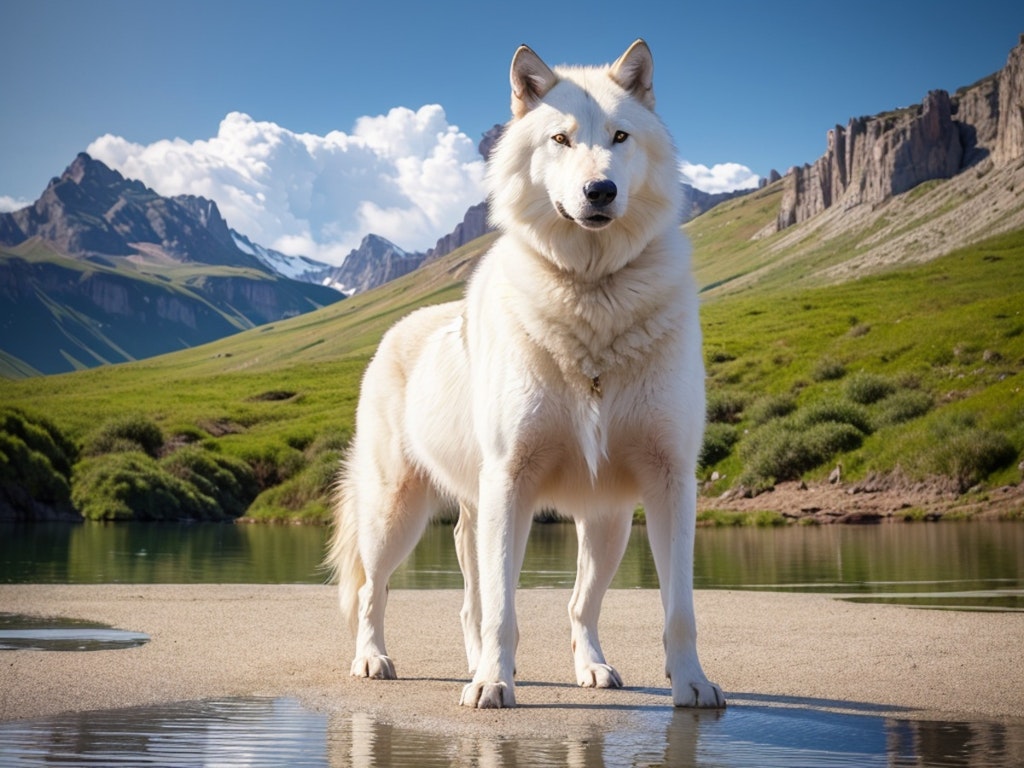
[0, 154, 344, 376]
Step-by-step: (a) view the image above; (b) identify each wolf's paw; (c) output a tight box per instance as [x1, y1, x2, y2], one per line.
[350, 654, 396, 680]
[460, 681, 515, 709]
[577, 662, 624, 689]
[672, 677, 726, 708]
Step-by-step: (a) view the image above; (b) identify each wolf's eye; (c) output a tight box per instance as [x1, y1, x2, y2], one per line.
[552, 133, 570, 146]
[613, 131, 629, 144]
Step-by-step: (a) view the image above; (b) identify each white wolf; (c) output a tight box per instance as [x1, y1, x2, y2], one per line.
[327, 39, 724, 710]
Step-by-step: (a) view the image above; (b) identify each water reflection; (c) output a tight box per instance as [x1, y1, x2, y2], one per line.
[0, 521, 328, 584]
[2, 521, 1023, 609]
[0, 698, 327, 767]
[392, 522, 1024, 610]
[0, 612, 149, 651]
[1, 696, 1022, 767]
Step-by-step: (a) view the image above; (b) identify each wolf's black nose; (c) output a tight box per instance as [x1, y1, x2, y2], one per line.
[584, 179, 617, 207]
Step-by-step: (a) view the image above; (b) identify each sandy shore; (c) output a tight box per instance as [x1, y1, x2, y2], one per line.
[1, 585, 1022, 737]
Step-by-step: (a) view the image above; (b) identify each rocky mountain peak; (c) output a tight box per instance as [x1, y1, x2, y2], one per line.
[324, 234, 424, 295]
[173, 194, 235, 249]
[0, 155, 346, 376]
[0, 153, 263, 269]
[62, 152, 123, 187]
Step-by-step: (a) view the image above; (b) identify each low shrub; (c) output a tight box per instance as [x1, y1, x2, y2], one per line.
[82, 415, 164, 458]
[845, 372, 896, 405]
[72, 451, 219, 521]
[161, 447, 259, 518]
[794, 399, 873, 433]
[871, 390, 933, 429]
[235, 443, 306, 490]
[245, 448, 342, 522]
[924, 421, 1018, 492]
[739, 421, 865, 489]
[811, 357, 846, 382]
[746, 393, 796, 425]
[706, 390, 745, 424]
[737, 400, 869, 490]
[699, 422, 739, 469]
[697, 509, 787, 527]
[803, 421, 865, 457]
[243, 428, 350, 522]
[0, 408, 77, 519]
[1, 408, 76, 476]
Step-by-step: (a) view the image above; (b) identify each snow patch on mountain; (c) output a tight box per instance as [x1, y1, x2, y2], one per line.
[231, 230, 334, 285]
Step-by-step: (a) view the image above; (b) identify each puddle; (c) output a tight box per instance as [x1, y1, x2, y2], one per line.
[0, 613, 149, 651]
[0, 696, 1021, 767]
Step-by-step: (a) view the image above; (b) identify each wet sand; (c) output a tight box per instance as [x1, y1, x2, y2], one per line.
[1, 585, 1021, 737]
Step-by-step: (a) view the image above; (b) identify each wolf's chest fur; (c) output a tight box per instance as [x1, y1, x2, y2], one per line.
[518, 252, 680, 395]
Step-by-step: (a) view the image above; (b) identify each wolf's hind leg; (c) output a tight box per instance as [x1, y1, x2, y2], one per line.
[454, 502, 483, 673]
[350, 471, 435, 680]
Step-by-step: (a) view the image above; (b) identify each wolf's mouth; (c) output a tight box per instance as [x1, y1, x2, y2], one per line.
[555, 202, 613, 229]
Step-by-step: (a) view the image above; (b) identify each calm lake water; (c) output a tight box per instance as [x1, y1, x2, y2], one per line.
[2, 520, 1022, 610]
[3, 521, 1023, 766]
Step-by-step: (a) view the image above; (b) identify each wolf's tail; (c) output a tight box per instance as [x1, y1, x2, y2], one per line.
[324, 457, 364, 637]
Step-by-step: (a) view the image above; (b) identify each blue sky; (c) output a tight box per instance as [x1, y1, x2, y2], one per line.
[2, 0, 1022, 260]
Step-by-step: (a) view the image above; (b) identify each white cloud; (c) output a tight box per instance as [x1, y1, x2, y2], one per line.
[86, 108, 486, 265]
[0, 195, 31, 213]
[679, 161, 760, 194]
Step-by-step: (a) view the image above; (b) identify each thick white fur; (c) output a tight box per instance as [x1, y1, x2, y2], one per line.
[326, 40, 725, 709]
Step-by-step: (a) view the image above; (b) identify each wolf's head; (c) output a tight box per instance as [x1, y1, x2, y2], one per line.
[487, 40, 682, 272]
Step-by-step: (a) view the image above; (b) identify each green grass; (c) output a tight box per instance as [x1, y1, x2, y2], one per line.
[699, 229, 1024, 491]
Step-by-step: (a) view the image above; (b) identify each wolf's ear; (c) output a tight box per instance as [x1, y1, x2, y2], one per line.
[510, 45, 558, 118]
[610, 39, 655, 110]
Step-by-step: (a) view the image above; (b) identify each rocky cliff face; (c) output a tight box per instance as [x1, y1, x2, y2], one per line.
[424, 202, 492, 263]
[777, 36, 1024, 230]
[995, 36, 1024, 166]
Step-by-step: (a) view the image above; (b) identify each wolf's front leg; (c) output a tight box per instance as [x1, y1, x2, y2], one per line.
[459, 473, 532, 708]
[569, 511, 632, 689]
[645, 475, 725, 708]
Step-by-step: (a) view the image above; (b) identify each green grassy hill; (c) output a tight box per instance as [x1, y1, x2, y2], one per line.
[2, 179, 1022, 521]
[0, 235, 491, 521]
[699, 228, 1023, 491]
